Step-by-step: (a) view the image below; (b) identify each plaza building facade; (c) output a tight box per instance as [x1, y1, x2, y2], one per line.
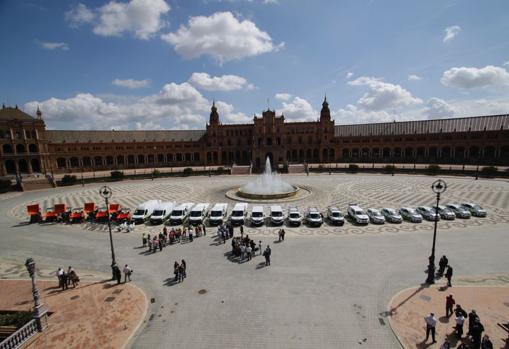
[0, 100, 508, 177]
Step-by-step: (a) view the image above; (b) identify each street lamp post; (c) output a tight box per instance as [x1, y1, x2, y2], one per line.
[25, 258, 48, 331]
[99, 186, 116, 279]
[426, 179, 447, 284]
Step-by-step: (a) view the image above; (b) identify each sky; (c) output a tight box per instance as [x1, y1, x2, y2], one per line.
[1, 0, 509, 130]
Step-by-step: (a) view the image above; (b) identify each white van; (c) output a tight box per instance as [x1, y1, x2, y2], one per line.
[250, 206, 265, 227]
[169, 203, 194, 225]
[287, 206, 302, 226]
[270, 205, 284, 226]
[230, 203, 248, 226]
[327, 206, 345, 226]
[188, 203, 210, 225]
[132, 200, 161, 224]
[347, 204, 369, 225]
[150, 201, 175, 225]
[209, 203, 228, 226]
[305, 207, 323, 227]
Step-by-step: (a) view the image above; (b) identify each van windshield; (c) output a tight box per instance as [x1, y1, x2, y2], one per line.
[289, 213, 300, 218]
[232, 211, 243, 217]
[152, 210, 164, 216]
[190, 211, 201, 217]
[134, 209, 145, 216]
[252, 212, 262, 218]
[272, 212, 282, 217]
[210, 211, 222, 217]
[309, 213, 320, 219]
[172, 210, 183, 216]
[331, 212, 341, 217]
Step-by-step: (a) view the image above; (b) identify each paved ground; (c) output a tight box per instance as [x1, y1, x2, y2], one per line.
[388, 280, 509, 348]
[0, 174, 508, 349]
[0, 279, 147, 349]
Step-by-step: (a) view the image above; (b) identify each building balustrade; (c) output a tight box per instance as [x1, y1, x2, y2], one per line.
[0, 319, 38, 349]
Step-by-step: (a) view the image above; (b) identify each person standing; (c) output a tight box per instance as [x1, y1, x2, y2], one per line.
[202, 224, 206, 236]
[181, 259, 187, 279]
[424, 312, 437, 343]
[278, 229, 282, 242]
[455, 312, 465, 339]
[240, 225, 244, 237]
[281, 229, 285, 241]
[438, 255, 448, 276]
[57, 267, 64, 289]
[470, 318, 485, 349]
[61, 270, 68, 291]
[142, 233, 147, 247]
[246, 245, 252, 261]
[446, 294, 455, 317]
[178, 263, 185, 283]
[263, 246, 271, 266]
[123, 264, 132, 283]
[481, 335, 493, 349]
[258, 241, 262, 255]
[173, 261, 180, 282]
[112, 263, 122, 284]
[445, 265, 453, 287]
[468, 309, 478, 335]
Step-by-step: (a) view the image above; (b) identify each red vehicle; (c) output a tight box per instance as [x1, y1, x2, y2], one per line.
[44, 207, 58, 222]
[69, 208, 85, 224]
[95, 207, 109, 222]
[84, 203, 96, 220]
[27, 204, 42, 223]
[115, 208, 131, 223]
[109, 203, 121, 220]
[54, 204, 71, 222]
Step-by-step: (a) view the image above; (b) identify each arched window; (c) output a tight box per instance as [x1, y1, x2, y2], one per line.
[70, 157, 79, 167]
[127, 155, 135, 164]
[382, 148, 390, 157]
[94, 156, 103, 166]
[157, 154, 165, 163]
[31, 159, 41, 172]
[16, 144, 25, 153]
[137, 155, 145, 164]
[469, 146, 480, 158]
[194, 152, 200, 161]
[2, 144, 13, 154]
[57, 158, 67, 169]
[441, 147, 451, 158]
[176, 153, 182, 162]
[117, 155, 124, 165]
[28, 144, 38, 153]
[5, 159, 16, 174]
[342, 149, 349, 158]
[18, 159, 28, 173]
[83, 157, 92, 167]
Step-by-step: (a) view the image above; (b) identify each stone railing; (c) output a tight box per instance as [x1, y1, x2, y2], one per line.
[0, 319, 38, 349]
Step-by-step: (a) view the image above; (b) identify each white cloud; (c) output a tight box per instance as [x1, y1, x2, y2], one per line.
[447, 98, 509, 116]
[188, 72, 254, 91]
[443, 25, 461, 43]
[135, 121, 163, 130]
[65, 3, 95, 27]
[348, 76, 422, 111]
[275, 93, 292, 101]
[408, 74, 421, 81]
[424, 98, 455, 119]
[441, 65, 509, 88]
[332, 104, 396, 124]
[23, 82, 250, 130]
[504, 60, 509, 67]
[345, 72, 354, 79]
[277, 96, 317, 121]
[39, 41, 69, 50]
[161, 11, 281, 63]
[66, 0, 170, 40]
[112, 78, 151, 89]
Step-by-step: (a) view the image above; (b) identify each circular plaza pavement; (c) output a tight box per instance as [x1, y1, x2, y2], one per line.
[1, 173, 508, 348]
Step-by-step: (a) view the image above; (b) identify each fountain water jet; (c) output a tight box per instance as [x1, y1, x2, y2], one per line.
[237, 157, 298, 199]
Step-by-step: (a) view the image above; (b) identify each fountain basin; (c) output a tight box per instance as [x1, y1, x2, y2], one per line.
[237, 185, 299, 200]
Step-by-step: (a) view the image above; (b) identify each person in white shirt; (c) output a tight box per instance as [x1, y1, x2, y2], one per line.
[455, 313, 465, 339]
[123, 264, 132, 283]
[424, 313, 437, 343]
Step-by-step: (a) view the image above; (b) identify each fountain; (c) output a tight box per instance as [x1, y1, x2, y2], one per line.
[237, 157, 299, 200]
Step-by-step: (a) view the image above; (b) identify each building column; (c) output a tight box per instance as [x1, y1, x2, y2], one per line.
[0, 161, 6, 176]
[27, 158, 33, 174]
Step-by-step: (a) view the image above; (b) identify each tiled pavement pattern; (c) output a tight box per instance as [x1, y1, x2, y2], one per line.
[10, 174, 509, 237]
[2, 174, 509, 349]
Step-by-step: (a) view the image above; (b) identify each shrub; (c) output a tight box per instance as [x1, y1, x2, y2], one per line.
[318, 165, 325, 172]
[152, 169, 160, 178]
[110, 170, 124, 181]
[60, 174, 77, 185]
[348, 164, 359, 173]
[216, 167, 225, 175]
[384, 164, 396, 174]
[0, 311, 33, 328]
[183, 167, 193, 176]
[480, 166, 498, 177]
[0, 177, 12, 193]
[426, 164, 441, 175]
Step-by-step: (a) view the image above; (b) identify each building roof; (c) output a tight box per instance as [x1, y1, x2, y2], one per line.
[46, 130, 206, 143]
[334, 114, 509, 137]
[0, 106, 36, 121]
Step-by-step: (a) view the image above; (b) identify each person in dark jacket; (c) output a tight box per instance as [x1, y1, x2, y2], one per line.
[445, 294, 455, 317]
[438, 255, 448, 276]
[445, 265, 453, 287]
[112, 263, 122, 284]
[470, 318, 485, 349]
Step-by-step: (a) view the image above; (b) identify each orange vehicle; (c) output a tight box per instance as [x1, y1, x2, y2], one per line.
[69, 208, 85, 223]
[95, 207, 109, 222]
[27, 204, 42, 223]
[53, 204, 71, 222]
[115, 208, 131, 223]
[83, 203, 96, 220]
[44, 207, 58, 222]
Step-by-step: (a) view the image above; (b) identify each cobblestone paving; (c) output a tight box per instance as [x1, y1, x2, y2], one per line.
[11, 174, 509, 237]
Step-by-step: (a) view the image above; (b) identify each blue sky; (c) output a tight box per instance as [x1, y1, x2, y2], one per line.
[1, 0, 508, 130]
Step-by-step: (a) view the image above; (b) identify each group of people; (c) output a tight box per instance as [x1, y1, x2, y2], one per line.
[112, 263, 132, 284]
[217, 222, 235, 243]
[117, 221, 135, 233]
[142, 225, 207, 253]
[231, 234, 261, 261]
[424, 295, 493, 349]
[172, 260, 187, 282]
[56, 266, 80, 290]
